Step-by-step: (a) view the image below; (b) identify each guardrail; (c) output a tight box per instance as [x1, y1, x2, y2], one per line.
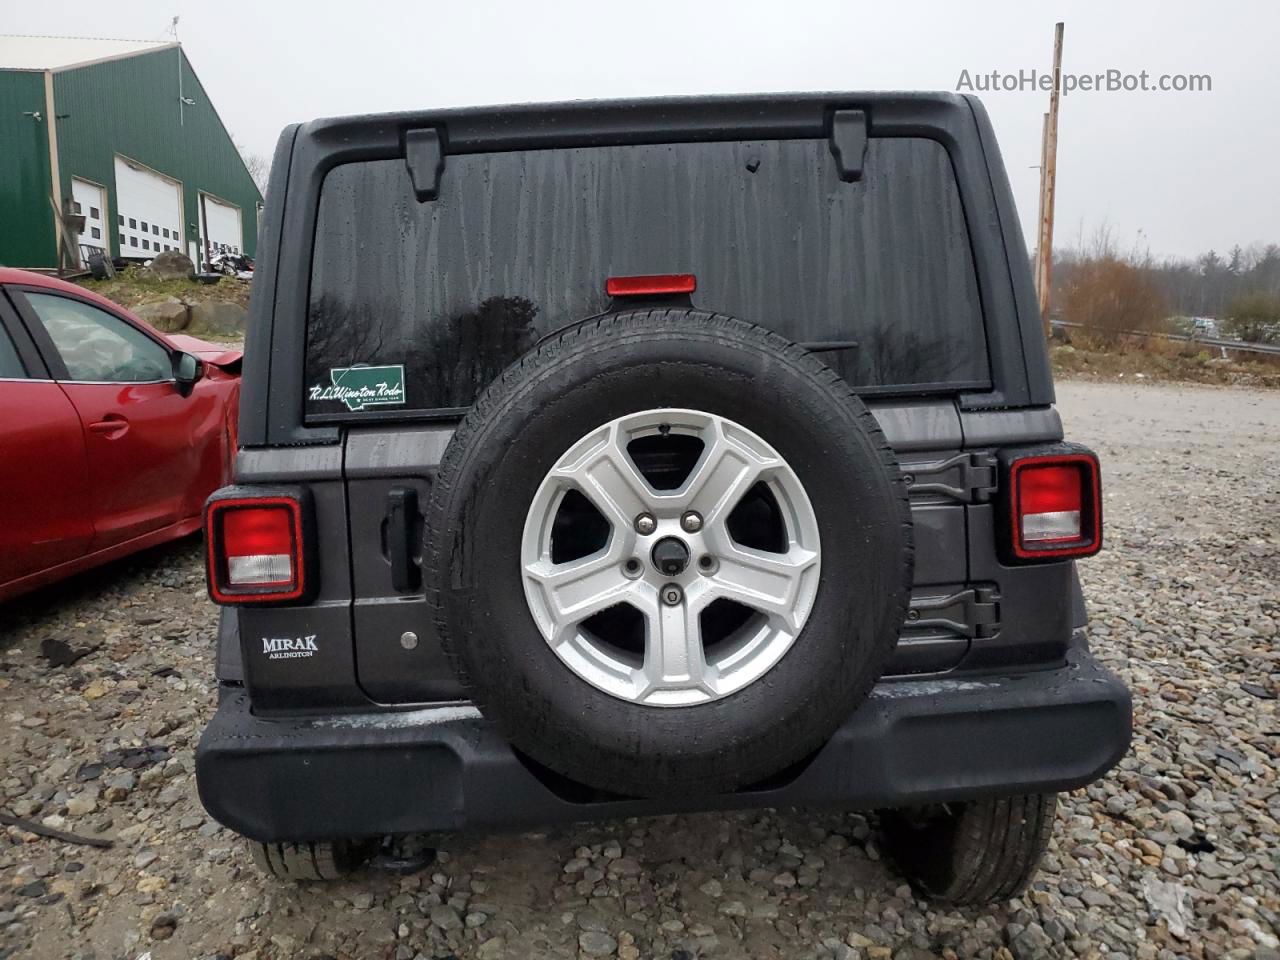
[1049, 320, 1280, 356]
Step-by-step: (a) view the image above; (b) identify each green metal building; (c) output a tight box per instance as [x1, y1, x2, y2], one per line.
[0, 35, 262, 271]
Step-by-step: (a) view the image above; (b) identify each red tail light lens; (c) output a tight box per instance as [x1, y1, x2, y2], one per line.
[206, 497, 307, 604]
[1010, 455, 1101, 559]
[606, 274, 697, 297]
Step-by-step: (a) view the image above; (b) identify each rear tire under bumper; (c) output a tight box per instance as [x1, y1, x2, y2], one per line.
[196, 635, 1130, 843]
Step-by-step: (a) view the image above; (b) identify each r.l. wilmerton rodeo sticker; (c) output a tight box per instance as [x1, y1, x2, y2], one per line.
[309, 364, 406, 412]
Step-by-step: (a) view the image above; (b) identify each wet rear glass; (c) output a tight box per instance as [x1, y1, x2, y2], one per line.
[305, 138, 988, 416]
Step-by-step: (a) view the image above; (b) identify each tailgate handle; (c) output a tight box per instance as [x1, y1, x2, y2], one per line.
[385, 486, 421, 592]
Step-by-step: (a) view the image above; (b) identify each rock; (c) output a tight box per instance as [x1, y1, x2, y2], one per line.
[351, 892, 375, 909]
[1197, 858, 1230, 879]
[476, 938, 505, 959]
[1080, 889, 1113, 907]
[1141, 875, 1192, 940]
[144, 250, 195, 280]
[429, 904, 462, 930]
[465, 911, 488, 927]
[65, 793, 97, 817]
[133, 297, 190, 333]
[606, 857, 642, 878]
[104, 771, 136, 802]
[1007, 922, 1053, 959]
[271, 933, 299, 952]
[578, 930, 617, 957]
[1164, 810, 1195, 837]
[39, 636, 95, 667]
[150, 912, 178, 940]
[186, 300, 247, 336]
[577, 911, 610, 932]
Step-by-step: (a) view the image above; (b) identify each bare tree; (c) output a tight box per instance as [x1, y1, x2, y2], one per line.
[242, 153, 270, 195]
[233, 137, 271, 196]
[1061, 253, 1168, 343]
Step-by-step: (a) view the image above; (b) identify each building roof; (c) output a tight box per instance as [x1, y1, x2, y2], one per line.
[0, 34, 177, 72]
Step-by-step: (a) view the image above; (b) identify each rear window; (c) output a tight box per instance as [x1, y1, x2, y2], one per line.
[305, 137, 988, 418]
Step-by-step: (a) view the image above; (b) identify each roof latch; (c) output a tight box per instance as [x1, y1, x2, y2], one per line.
[405, 127, 445, 201]
[829, 109, 867, 182]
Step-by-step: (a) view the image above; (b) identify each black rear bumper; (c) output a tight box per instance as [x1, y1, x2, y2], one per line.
[196, 639, 1131, 843]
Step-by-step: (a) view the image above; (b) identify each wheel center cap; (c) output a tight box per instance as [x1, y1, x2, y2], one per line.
[651, 537, 691, 576]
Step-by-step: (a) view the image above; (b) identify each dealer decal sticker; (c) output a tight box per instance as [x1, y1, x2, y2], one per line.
[262, 635, 319, 660]
[309, 364, 406, 411]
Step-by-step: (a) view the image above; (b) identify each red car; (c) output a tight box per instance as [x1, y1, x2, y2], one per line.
[0, 268, 242, 603]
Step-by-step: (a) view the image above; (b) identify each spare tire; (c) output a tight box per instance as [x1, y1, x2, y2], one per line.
[425, 309, 912, 796]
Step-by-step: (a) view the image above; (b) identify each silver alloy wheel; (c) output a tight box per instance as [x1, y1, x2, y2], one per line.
[521, 409, 821, 707]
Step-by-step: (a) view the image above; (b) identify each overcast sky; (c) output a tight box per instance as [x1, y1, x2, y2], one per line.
[11, 0, 1278, 261]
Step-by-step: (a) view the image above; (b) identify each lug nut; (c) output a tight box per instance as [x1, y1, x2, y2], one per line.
[634, 513, 657, 535]
[680, 511, 703, 533]
[661, 584, 684, 606]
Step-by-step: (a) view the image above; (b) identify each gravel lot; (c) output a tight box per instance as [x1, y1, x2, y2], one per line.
[1, 380, 1277, 960]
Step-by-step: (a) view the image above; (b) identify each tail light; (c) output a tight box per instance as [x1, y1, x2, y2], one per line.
[1008, 453, 1102, 560]
[606, 274, 697, 297]
[206, 491, 312, 604]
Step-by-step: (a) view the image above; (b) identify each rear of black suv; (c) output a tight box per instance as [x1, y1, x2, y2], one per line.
[196, 93, 1130, 902]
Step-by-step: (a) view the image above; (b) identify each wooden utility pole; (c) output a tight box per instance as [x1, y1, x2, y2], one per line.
[1034, 111, 1049, 307]
[1035, 21, 1064, 338]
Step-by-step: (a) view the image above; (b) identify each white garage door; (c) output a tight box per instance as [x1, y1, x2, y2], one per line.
[70, 179, 107, 252]
[113, 156, 183, 259]
[200, 194, 244, 258]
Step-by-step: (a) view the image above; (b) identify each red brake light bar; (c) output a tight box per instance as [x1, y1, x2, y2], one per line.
[606, 274, 697, 297]
[1009, 454, 1102, 560]
[206, 496, 309, 604]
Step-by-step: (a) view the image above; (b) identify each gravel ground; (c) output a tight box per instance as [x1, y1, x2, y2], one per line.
[1, 380, 1276, 960]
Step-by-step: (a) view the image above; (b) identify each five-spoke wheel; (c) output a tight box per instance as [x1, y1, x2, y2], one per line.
[521, 409, 821, 706]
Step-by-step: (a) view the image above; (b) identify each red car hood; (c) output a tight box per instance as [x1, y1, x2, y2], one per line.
[166, 334, 243, 373]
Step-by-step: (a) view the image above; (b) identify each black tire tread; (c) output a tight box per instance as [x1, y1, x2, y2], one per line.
[880, 793, 1059, 905]
[247, 839, 363, 882]
[425, 309, 914, 746]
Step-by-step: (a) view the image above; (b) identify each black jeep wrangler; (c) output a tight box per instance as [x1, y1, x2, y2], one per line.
[197, 93, 1131, 904]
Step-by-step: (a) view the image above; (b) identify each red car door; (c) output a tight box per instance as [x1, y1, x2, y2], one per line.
[17, 290, 222, 552]
[0, 297, 93, 589]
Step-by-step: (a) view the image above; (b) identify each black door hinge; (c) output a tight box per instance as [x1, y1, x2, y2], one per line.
[829, 109, 868, 182]
[405, 128, 445, 201]
[906, 586, 1001, 640]
[902, 452, 998, 503]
